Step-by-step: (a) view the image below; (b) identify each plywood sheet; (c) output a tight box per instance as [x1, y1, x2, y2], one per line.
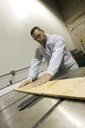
[15, 77, 85, 100]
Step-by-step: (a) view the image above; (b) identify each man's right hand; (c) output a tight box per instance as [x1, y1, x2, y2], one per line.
[19, 79, 32, 88]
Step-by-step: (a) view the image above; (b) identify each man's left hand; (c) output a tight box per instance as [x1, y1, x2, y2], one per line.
[32, 74, 52, 87]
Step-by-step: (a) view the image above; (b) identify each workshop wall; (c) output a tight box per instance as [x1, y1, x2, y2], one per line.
[56, 0, 85, 52]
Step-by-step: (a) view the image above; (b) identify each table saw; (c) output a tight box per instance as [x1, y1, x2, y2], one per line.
[0, 67, 85, 128]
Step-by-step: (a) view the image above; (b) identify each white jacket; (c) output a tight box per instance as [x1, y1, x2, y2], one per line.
[28, 34, 79, 80]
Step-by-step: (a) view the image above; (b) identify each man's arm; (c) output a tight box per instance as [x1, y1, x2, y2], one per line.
[19, 48, 43, 88]
[46, 36, 65, 76]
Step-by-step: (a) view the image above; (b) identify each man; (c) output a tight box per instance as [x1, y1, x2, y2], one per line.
[19, 26, 79, 87]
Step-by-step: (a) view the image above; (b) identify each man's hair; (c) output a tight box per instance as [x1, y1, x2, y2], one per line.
[30, 26, 41, 35]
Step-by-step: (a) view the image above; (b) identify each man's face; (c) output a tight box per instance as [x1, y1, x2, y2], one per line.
[32, 29, 46, 44]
